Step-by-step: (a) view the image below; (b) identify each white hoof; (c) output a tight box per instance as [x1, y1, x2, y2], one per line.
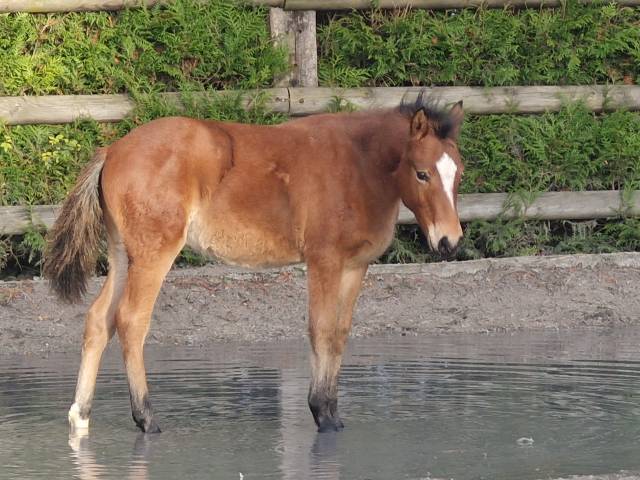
[68, 403, 90, 432]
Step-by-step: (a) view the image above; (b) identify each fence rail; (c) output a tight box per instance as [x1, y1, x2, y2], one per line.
[3, 0, 640, 13]
[268, 0, 640, 9]
[0, 90, 289, 125]
[0, 0, 160, 12]
[287, 86, 640, 116]
[2, 191, 638, 236]
[2, 85, 640, 125]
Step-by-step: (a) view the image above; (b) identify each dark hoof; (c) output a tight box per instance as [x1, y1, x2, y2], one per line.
[133, 414, 162, 434]
[309, 394, 344, 433]
[142, 419, 162, 434]
[131, 395, 161, 433]
[317, 416, 344, 433]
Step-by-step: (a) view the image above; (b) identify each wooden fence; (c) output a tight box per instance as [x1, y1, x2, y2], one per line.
[3, 0, 640, 13]
[264, 0, 640, 9]
[3, 85, 640, 125]
[2, 191, 639, 235]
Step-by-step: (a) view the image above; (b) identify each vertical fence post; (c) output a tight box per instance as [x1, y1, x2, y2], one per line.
[293, 10, 318, 87]
[269, 8, 318, 87]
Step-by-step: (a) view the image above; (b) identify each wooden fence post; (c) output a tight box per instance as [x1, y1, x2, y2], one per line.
[269, 8, 318, 87]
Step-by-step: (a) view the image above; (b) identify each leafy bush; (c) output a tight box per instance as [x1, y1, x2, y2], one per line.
[460, 103, 640, 193]
[318, 3, 640, 87]
[0, 0, 286, 95]
[384, 217, 640, 264]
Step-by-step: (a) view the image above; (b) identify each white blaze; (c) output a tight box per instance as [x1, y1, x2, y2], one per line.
[436, 153, 457, 208]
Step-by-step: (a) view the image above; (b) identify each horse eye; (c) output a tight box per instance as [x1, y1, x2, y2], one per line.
[416, 171, 430, 182]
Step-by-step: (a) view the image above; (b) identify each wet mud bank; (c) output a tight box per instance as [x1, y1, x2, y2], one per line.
[1, 252, 639, 355]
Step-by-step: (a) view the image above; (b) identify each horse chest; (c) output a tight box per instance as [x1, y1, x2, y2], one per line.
[347, 204, 399, 264]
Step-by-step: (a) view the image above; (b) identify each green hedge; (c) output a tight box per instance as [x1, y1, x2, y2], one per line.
[318, 3, 640, 87]
[461, 104, 640, 193]
[3, 1, 639, 94]
[0, 0, 286, 95]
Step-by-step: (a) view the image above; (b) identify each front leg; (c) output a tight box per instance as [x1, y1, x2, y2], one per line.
[306, 259, 367, 432]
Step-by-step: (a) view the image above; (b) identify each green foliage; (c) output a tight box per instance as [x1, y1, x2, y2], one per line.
[18, 227, 46, 265]
[384, 217, 640, 263]
[318, 2, 640, 87]
[124, 89, 287, 130]
[0, 121, 101, 206]
[0, 228, 46, 278]
[0, 239, 9, 272]
[553, 217, 640, 253]
[462, 216, 640, 257]
[459, 103, 640, 193]
[460, 218, 551, 258]
[383, 232, 431, 264]
[0, 0, 287, 95]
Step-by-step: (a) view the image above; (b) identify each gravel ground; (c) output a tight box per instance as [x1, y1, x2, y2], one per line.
[0, 252, 639, 356]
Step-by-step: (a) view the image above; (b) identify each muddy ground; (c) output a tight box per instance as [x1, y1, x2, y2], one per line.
[0, 252, 639, 356]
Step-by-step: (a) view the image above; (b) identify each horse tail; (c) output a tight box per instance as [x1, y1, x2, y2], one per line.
[43, 148, 107, 303]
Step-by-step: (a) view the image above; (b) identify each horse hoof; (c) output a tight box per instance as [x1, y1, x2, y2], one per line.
[317, 416, 344, 433]
[137, 418, 162, 434]
[68, 403, 89, 432]
[145, 421, 162, 434]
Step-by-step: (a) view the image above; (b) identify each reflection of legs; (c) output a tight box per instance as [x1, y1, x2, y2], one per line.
[115, 256, 175, 433]
[280, 366, 315, 480]
[69, 241, 127, 433]
[129, 433, 155, 480]
[68, 433, 101, 480]
[310, 432, 340, 480]
[69, 429, 152, 480]
[307, 261, 367, 432]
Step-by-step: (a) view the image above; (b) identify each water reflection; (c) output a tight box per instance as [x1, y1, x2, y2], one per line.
[69, 432, 153, 480]
[68, 426, 344, 480]
[2, 329, 640, 479]
[278, 367, 342, 479]
[69, 434, 104, 480]
[309, 434, 341, 480]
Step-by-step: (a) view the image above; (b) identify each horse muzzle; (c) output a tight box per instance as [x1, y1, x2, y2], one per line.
[437, 236, 460, 258]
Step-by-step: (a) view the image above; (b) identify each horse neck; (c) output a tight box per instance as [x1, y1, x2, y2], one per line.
[348, 110, 409, 199]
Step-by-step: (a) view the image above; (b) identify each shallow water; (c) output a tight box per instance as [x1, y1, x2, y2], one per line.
[2, 329, 640, 480]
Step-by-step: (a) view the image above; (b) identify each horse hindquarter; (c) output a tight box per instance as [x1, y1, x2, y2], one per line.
[70, 118, 234, 433]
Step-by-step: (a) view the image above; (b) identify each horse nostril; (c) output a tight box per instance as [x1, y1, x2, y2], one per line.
[437, 237, 454, 257]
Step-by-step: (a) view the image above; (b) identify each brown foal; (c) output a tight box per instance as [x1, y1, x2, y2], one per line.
[44, 96, 465, 434]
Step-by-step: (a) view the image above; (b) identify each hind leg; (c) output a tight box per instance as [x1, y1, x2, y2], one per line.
[69, 240, 128, 433]
[115, 246, 182, 433]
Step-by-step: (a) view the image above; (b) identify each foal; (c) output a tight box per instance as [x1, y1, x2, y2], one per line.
[44, 96, 465, 434]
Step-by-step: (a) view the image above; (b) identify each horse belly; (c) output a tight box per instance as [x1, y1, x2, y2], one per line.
[186, 214, 302, 268]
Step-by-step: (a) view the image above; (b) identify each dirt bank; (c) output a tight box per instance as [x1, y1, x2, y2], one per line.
[1, 253, 639, 355]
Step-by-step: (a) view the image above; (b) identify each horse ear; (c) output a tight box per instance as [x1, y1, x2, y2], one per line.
[410, 109, 430, 139]
[448, 100, 464, 140]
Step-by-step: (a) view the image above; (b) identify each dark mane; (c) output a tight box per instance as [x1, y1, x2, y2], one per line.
[397, 91, 455, 140]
